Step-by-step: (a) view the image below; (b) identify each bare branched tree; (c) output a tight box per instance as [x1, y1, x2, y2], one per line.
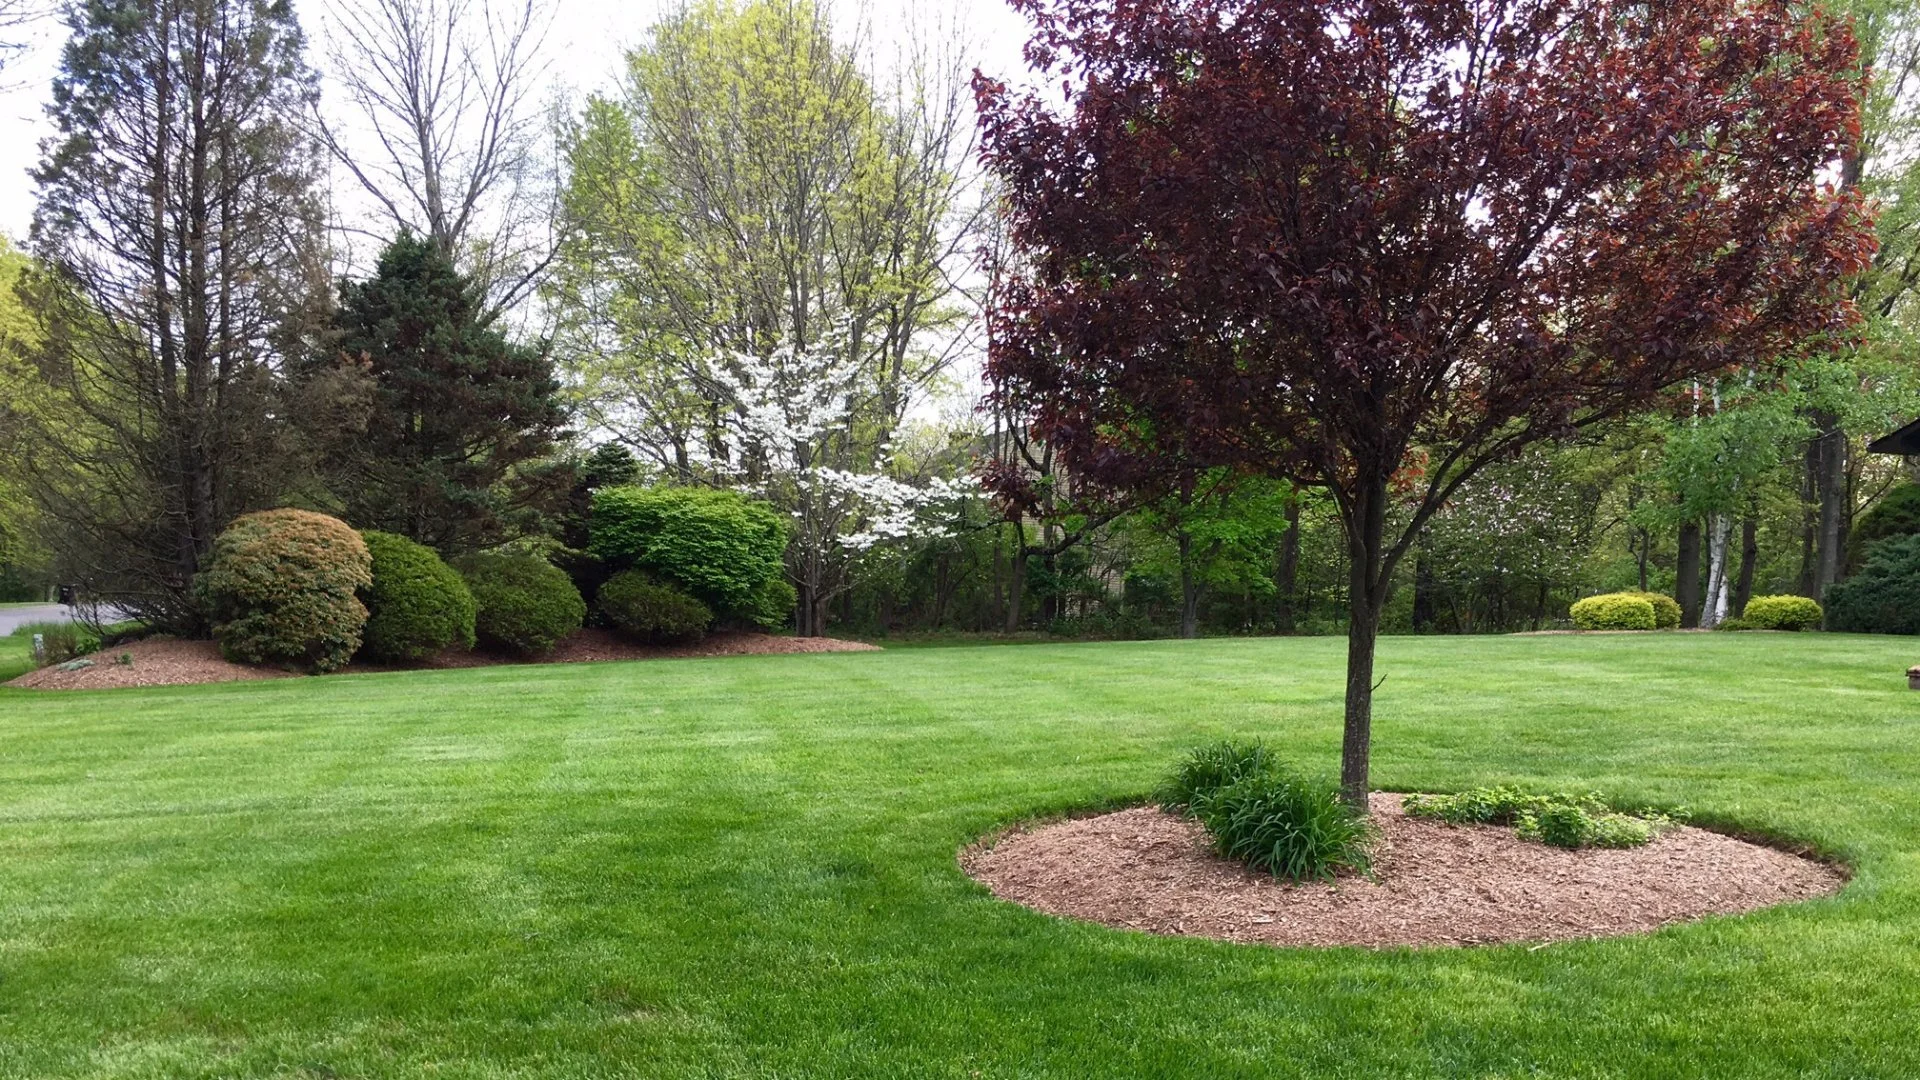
[317, 0, 556, 309]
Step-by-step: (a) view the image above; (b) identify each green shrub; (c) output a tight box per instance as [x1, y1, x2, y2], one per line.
[1629, 591, 1682, 630]
[1714, 616, 1755, 631]
[1741, 594, 1823, 632]
[744, 576, 798, 632]
[1826, 533, 1920, 635]
[1848, 482, 1920, 572]
[1189, 769, 1374, 882]
[357, 531, 477, 663]
[8, 620, 99, 667]
[1569, 593, 1657, 631]
[194, 509, 372, 673]
[453, 553, 586, 655]
[1404, 787, 1682, 849]
[1154, 740, 1277, 812]
[589, 486, 788, 619]
[597, 570, 712, 644]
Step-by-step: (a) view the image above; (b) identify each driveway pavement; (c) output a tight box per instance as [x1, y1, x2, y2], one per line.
[0, 604, 124, 635]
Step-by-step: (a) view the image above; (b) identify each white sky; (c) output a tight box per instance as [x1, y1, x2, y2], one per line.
[0, 0, 1037, 245]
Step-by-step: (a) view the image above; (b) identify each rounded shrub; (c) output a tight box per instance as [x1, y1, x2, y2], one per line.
[1569, 593, 1657, 631]
[597, 570, 712, 644]
[453, 553, 585, 655]
[1848, 482, 1920, 572]
[356, 531, 476, 663]
[1740, 594, 1823, 632]
[589, 486, 788, 619]
[194, 509, 372, 673]
[743, 576, 798, 631]
[1628, 590, 1682, 630]
[1826, 533, 1920, 635]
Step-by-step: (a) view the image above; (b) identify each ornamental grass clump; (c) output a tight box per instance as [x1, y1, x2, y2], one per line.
[1403, 787, 1683, 849]
[1156, 741, 1372, 881]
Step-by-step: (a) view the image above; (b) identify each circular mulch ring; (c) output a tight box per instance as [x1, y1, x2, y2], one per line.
[961, 793, 1845, 948]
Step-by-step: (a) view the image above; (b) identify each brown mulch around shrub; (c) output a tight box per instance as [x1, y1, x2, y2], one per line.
[7, 638, 294, 691]
[8, 629, 879, 690]
[962, 793, 1845, 949]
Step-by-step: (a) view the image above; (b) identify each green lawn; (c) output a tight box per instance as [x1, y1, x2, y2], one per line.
[1, 634, 1918, 1078]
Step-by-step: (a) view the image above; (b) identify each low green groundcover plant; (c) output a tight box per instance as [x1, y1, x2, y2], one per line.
[357, 531, 477, 663]
[1402, 786, 1686, 849]
[597, 570, 712, 644]
[1156, 741, 1372, 881]
[1740, 595, 1823, 632]
[1570, 592, 1658, 631]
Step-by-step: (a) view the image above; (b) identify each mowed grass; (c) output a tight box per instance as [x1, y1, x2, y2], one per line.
[1, 634, 1918, 1078]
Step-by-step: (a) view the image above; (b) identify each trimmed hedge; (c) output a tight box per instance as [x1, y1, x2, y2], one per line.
[1741, 594, 1823, 632]
[1628, 590, 1682, 630]
[1848, 482, 1920, 572]
[454, 553, 586, 655]
[1826, 533, 1920, 635]
[597, 570, 712, 644]
[1569, 593, 1657, 631]
[195, 509, 372, 673]
[357, 531, 477, 663]
[589, 486, 788, 619]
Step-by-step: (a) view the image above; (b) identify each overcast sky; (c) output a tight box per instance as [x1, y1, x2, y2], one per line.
[0, 0, 1037, 246]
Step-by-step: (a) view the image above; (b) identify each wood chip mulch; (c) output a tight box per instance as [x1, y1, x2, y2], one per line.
[6, 638, 294, 690]
[961, 794, 1845, 949]
[8, 629, 878, 690]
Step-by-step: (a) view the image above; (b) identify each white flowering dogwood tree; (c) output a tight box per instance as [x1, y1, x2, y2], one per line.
[709, 343, 972, 635]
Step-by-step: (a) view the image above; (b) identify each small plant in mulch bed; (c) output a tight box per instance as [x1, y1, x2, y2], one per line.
[1401, 786, 1687, 849]
[1155, 741, 1373, 882]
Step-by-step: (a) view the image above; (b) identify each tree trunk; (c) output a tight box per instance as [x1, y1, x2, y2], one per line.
[1178, 530, 1199, 639]
[1005, 542, 1028, 634]
[1340, 473, 1389, 809]
[1635, 527, 1650, 592]
[1411, 538, 1435, 632]
[1810, 411, 1848, 596]
[1276, 500, 1300, 632]
[1703, 512, 1731, 627]
[1734, 515, 1759, 616]
[1677, 520, 1703, 628]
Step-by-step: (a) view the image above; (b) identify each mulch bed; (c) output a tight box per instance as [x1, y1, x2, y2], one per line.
[8, 629, 878, 691]
[962, 794, 1845, 949]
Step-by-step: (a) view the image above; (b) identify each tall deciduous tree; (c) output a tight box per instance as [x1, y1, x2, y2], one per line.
[978, 0, 1873, 806]
[24, 0, 326, 631]
[316, 231, 569, 553]
[317, 0, 555, 307]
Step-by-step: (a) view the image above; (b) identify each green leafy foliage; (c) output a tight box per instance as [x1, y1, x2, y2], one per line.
[1153, 740, 1277, 811]
[1189, 770, 1374, 882]
[597, 570, 712, 644]
[1741, 595, 1824, 632]
[588, 486, 788, 619]
[1848, 482, 1920, 572]
[194, 510, 372, 673]
[1403, 787, 1683, 849]
[357, 531, 477, 663]
[743, 576, 798, 632]
[1570, 593, 1658, 631]
[1154, 741, 1370, 881]
[1629, 590, 1683, 630]
[7, 620, 99, 667]
[1825, 533, 1920, 635]
[453, 553, 586, 655]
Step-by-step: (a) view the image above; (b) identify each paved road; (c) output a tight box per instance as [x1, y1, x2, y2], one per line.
[0, 604, 117, 635]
